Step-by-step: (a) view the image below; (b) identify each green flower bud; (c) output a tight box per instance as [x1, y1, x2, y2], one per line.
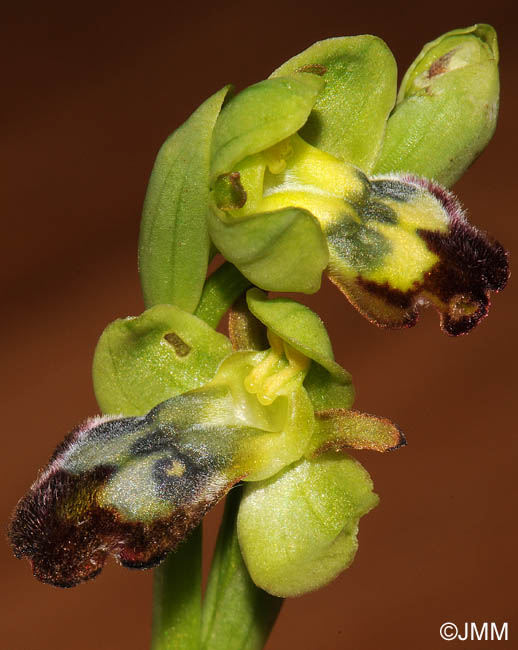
[374, 25, 499, 187]
[237, 453, 378, 597]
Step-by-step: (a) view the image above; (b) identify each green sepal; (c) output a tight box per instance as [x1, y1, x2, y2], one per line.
[92, 304, 232, 416]
[210, 75, 324, 182]
[139, 85, 231, 312]
[246, 289, 351, 386]
[237, 454, 378, 597]
[271, 36, 397, 172]
[306, 409, 405, 458]
[208, 203, 328, 294]
[373, 25, 499, 187]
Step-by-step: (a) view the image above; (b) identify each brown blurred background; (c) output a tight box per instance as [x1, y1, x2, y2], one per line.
[2, 1, 517, 648]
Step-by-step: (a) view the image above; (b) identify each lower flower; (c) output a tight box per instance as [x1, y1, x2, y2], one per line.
[10, 296, 403, 595]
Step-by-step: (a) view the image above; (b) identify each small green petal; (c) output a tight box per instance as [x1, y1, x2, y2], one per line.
[374, 25, 499, 187]
[306, 409, 405, 457]
[271, 36, 397, 172]
[210, 75, 324, 182]
[139, 85, 231, 312]
[92, 304, 232, 416]
[208, 203, 328, 294]
[237, 454, 378, 597]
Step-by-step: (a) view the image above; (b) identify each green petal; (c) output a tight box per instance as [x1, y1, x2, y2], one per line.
[210, 75, 324, 182]
[246, 289, 351, 385]
[208, 204, 328, 294]
[92, 304, 232, 416]
[374, 25, 499, 187]
[271, 36, 397, 172]
[139, 85, 231, 312]
[306, 409, 405, 457]
[237, 454, 378, 597]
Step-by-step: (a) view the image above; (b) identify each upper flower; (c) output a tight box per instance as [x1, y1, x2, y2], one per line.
[139, 25, 507, 336]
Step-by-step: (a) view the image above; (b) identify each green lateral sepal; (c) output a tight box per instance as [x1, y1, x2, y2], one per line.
[237, 453, 378, 597]
[208, 202, 328, 294]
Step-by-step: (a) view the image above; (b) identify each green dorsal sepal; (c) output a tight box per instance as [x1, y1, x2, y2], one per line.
[271, 35, 397, 172]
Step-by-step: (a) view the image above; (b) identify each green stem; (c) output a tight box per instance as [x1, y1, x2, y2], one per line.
[151, 526, 203, 650]
[194, 262, 251, 328]
[201, 487, 283, 650]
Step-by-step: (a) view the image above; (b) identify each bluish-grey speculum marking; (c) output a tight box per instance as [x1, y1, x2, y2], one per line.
[370, 179, 419, 201]
[327, 219, 391, 272]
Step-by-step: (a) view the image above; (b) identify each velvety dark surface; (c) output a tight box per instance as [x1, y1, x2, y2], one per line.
[2, 1, 516, 648]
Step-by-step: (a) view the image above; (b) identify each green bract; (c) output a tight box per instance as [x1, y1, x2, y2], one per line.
[139, 86, 230, 312]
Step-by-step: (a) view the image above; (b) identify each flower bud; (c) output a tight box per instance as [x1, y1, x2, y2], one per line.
[374, 25, 499, 187]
